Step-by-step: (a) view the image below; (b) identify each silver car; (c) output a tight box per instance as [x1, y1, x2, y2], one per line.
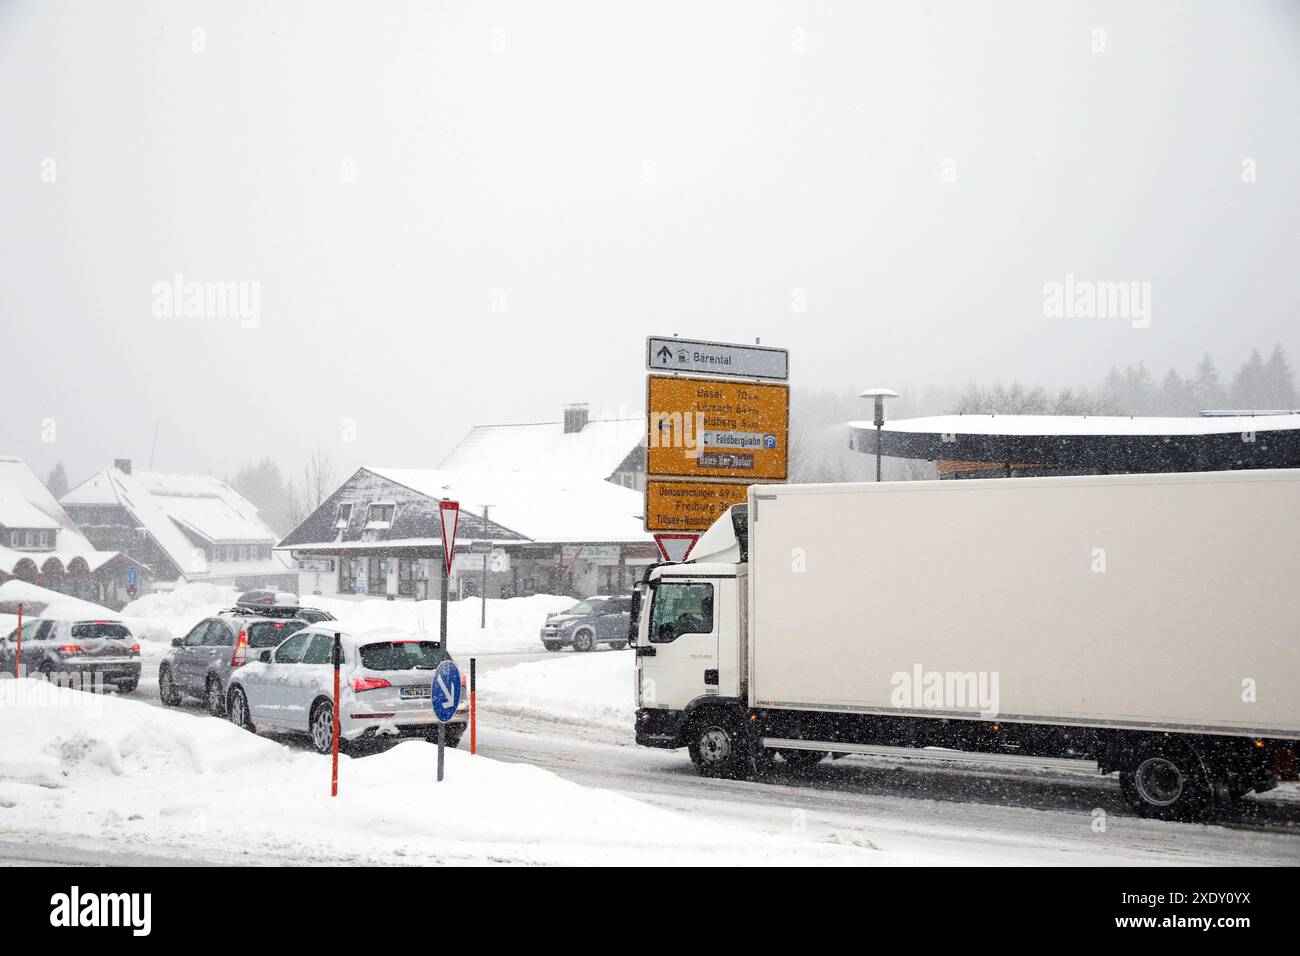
[225, 624, 470, 754]
[159, 612, 309, 715]
[0, 618, 141, 692]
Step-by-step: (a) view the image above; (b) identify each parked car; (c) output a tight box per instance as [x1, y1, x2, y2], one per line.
[539, 595, 633, 652]
[225, 624, 470, 754]
[158, 610, 310, 715]
[0, 618, 141, 692]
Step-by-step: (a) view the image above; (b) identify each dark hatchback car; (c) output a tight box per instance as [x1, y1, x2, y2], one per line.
[159, 609, 312, 715]
[540, 595, 634, 652]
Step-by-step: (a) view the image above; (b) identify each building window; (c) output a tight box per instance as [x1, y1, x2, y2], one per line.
[339, 557, 362, 594]
[367, 502, 396, 526]
[335, 503, 353, 529]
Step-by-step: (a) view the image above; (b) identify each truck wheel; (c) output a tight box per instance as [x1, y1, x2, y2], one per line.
[158, 666, 182, 706]
[572, 629, 595, 652]
[1119, 743, 1212, 821]
[778, 748, 826, 771]
[688, 714, 753, 779]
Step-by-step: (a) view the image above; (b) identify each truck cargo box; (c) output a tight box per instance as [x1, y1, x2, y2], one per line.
[747, 469, 1300, 739]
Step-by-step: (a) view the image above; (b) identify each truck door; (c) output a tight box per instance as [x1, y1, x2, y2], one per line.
[639, 578, 722, 711]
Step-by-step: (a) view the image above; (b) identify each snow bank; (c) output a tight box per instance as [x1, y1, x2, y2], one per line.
[300, 592, 576, 655]
[486, 650, 636, 731]
[0, 579, 115, 619]
[0, 679, 864, 865]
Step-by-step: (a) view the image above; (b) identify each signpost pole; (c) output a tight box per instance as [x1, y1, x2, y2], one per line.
[439, 551, 449, 654]
[480, 505, 491, 629]
[15, 602, 22, 679]
[437, 721, 445, 782]
[331, 632, 341, 797]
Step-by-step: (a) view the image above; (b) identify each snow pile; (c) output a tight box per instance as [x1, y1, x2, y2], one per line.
[120, 583, 240, 653]
[301, 592, 576, 655]
[486, 650, 635, 731]
[0, 679, 864, 865]
[0, 579, 114, 619]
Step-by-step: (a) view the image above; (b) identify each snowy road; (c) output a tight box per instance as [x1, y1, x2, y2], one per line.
[13, 645, 1300, 866]
[474, 700, 1300, 867]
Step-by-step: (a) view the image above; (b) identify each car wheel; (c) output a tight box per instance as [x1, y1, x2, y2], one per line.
[572, 629, 595, 652]
[609, 641, 627, 650]
[227, 686, 255, 733]
[542, 641, 563, 652]
[310, 699, 335, 755]
[205, 676, 226, 717]
[158, 666, 182, 706]
[115, 678, 139, 694]
[1119, 742, 1212, 821]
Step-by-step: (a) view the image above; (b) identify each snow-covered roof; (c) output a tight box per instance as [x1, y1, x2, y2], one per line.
[848, 413, 1300, 471]
[370, 468, 651, 544]
[439, 417, 644, 480]
[851, 413, 1300, 438]
[0, 456, 107, 562]
[62, 467, 289, 581]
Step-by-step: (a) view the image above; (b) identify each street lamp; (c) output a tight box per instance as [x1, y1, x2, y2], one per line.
[859, 388, 898, 482]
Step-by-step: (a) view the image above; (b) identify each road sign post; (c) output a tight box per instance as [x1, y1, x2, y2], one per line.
[438, 500, 459, 654]
[431, 659, 462, 782]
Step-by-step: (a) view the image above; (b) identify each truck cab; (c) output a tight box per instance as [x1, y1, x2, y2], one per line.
[633, 508, 751, 773]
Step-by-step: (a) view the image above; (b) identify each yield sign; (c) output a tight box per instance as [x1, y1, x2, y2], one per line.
[653, 533, 698, 563]
[439, 500, 460, 574]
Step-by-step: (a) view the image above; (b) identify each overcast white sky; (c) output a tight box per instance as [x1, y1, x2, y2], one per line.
[2, 0, 1297, 487]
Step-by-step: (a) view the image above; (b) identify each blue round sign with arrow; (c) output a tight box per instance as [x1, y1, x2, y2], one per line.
[431, 659, 462, 723]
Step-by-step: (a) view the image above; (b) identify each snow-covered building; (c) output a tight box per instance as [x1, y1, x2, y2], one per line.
[0, 455, 144, 607]
[277, 466, 656, 600]
[440, 403, 647, 490]
[849, 412, 1300, 477]
[61, 459, 294, 590]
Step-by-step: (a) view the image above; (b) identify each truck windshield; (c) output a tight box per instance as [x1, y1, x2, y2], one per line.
[648, 583, 714, 643]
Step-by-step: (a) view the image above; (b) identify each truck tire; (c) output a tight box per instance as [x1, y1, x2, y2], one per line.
[778, 748, 827, 771]
[572, 629, 596, 652]
[687, 713, 754, 779]
[1119, 742, 1212, 821]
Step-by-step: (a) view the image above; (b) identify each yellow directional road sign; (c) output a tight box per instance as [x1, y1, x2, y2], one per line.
[644, 479, 753, 533]
[646, 375, 789, 481]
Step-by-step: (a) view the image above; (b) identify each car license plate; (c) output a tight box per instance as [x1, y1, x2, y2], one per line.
[400, 686, 432, 699]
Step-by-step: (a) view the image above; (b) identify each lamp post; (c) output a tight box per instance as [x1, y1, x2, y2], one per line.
[859, 388, 898, 482]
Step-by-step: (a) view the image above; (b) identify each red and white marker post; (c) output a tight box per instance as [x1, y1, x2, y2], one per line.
[330, 632, 342, 797]
[14, 602, 22, 679]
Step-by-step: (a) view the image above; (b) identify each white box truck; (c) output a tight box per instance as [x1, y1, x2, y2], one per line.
[631, 468, 1300, 819]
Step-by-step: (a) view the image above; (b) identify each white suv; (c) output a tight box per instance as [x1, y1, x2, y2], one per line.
[225, 624, 469, 754]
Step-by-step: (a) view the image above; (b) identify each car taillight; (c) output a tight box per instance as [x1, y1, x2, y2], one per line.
[231, 630, 248, 667]
[58, 644, 84, 654]
[130, 643, 141, 655]
[352, 677, 391, 693]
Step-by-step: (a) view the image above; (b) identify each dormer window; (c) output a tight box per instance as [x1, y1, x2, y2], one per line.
[366, 502, 396, 528]
[335, 503, 354, 529]
[6, 528, 54, 551]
